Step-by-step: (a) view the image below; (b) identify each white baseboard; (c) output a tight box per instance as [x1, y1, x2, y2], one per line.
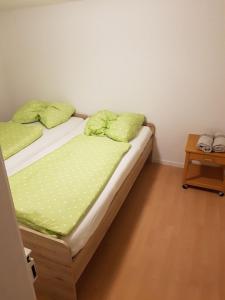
[153, 159, 184, 168]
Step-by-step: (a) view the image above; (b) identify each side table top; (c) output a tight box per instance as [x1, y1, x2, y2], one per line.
[185, 134, 225, 158]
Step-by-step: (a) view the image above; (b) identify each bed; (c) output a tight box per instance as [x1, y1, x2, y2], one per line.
[5, 113, 155, 300]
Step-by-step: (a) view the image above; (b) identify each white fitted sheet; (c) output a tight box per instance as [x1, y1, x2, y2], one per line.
[5, 117, 84, 176]
[6, 120, 152, 256]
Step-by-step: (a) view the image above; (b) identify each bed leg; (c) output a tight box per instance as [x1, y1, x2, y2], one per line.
[146, 151, 152, 163]
[33, 260, 77, 300]
[20, 227, 77, 300]
[146, 138, 154, 164]
[35, 277, 77, 300]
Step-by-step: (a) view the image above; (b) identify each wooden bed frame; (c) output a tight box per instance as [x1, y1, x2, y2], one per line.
[18, 113, 155, 300]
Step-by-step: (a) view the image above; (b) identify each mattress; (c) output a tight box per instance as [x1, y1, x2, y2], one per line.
[5, 117, 84, 176]
[6, 119, 152, 256]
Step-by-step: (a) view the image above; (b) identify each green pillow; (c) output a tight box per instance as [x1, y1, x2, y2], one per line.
[12, 100, 49, 124]
[85, 110, 118, 136]
[105, 113, 145, 142]
[39, 102, 75, 129]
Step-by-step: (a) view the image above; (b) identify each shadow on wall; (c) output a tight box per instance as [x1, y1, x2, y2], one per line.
[0, 98, 14, 121]
[151, 129, 161, 164]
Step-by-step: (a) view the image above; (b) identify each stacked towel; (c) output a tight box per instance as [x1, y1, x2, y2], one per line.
[197, 133, 214, 153]
[213, 133, 225, 152]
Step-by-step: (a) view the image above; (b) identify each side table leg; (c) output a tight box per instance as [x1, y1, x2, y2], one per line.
[183, 152, 190, 186]
[221, 166, 225, 196]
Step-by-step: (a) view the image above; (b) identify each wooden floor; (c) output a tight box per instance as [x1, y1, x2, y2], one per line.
[75, 163, 225, 300]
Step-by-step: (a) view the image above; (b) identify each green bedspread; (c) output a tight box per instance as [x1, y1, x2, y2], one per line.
[9, 135, 130, 237]
[0, 121, 43, 160]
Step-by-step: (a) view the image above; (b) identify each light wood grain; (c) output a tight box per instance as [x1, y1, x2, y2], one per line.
[20, 226, 76, 300]
[76, 164, 225, 300]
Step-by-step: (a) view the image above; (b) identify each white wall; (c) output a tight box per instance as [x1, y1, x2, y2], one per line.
[0, 0, 224, 165]
[0, 54, 11, 120]
[0, 22, 14, 121]
[0, 0, 71, 11]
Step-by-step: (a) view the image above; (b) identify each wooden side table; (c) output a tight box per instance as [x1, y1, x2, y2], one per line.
[183, 134, 225, 196]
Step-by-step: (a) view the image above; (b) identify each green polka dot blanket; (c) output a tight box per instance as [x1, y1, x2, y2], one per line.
[0, 121, 43, 160]
[9, 134, 130, 237]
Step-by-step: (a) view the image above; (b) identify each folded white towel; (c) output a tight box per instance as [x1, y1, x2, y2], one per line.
[213, 133, 225, 152]
[197, 133, 213, 153]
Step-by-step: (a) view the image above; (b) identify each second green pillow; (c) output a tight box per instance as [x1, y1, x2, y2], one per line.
[105, 113, 145, 142]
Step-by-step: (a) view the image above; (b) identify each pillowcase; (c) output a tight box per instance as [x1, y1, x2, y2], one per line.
[85, 110, 145, 142]
[39, 102, 75, 129]
[85, 110, 118, 136]
[12, 100, 49, 124]
[12, 100, 75, 129]
[105, 113, 145, 142]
